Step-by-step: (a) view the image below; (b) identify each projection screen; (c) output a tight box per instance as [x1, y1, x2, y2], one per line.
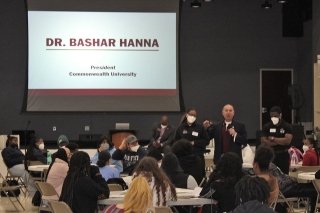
[26, 0, 181, 112]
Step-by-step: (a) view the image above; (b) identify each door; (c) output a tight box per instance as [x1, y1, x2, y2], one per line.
[260, 69, 293, 129]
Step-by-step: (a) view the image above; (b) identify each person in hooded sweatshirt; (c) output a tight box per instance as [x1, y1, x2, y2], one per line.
[171, 139, 204, 184]
[230, 175, 275, 213]
[161, 152, 198, 189]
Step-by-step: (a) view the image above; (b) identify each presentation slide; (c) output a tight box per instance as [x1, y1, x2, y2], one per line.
[26, 0, 181, 112]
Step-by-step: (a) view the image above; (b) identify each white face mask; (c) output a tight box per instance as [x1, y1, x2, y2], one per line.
[130, 145, 139, 152]
[271, 117, 280, 125]
[302, 145, 309, 152]
[38, 143, 45, 150]
[187, 115, 196, 124]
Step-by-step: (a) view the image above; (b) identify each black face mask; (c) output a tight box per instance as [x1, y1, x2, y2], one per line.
[9, 143, 18, 148]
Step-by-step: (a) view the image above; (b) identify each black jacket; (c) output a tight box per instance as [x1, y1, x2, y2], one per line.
[112, 146, 147, 175]
[175, 122, 209, 155]
[212, 120, 247, 164]
[150, 123, 175, 148]
[178, 154, 203, 184]
[1, 146, 25, 168]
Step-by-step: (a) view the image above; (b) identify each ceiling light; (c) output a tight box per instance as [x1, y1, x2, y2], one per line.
[277, 0, 287, 3]
[261, 0, 272, 9]
[191, 0, 201, 8]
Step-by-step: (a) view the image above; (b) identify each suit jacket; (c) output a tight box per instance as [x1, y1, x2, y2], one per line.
[150, 124, 175, 147]
[213, 120, 247, 164]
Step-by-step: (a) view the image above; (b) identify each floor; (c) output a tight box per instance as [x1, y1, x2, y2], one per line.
[0, 194, 37, 213]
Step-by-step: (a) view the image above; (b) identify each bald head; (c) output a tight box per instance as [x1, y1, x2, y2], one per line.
[222, 104, 235, 122]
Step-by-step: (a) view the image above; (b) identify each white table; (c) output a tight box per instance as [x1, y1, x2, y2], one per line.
[298, 172, 316, 181]
[28, 165, 50, 181]
[242, 163, 253, 169]
[98, 188, 213, 207]
[28, 164, 50, 172]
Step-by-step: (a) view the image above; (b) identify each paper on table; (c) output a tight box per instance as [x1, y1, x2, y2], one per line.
[176, 187, 203, 198]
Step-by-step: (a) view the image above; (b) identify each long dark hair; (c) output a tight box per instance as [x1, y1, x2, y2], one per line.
[234, 176, 270, 205]
[133, 157, 177, 206]
[60, 151, 91, 209]
[209, 152, 243, 185]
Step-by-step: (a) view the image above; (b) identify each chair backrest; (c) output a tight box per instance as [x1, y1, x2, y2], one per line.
[35, 181, 59, 197]
[28, 160, 44, 166]
[48, 200, 73, 213]
[313, 179, 320, 194]
[107, 183, 124, 191]
[106, 178, 128, 190]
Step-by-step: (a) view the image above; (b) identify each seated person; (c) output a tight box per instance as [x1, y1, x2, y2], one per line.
[252, 145, 279, 205]
[147, 148, 163, 167]
[66, 142, 79, 155]
[302, 137, 319, 166]
[231, 176, 274, 213]
[60, 151, 109, 213]
[171, 139, 204, 184]
[1, 135, 34, 190]
[25, 136, 48, 166]
[112, 135, 147, 175]
[161, 153, 198, 189]
[133, 157, 177, 206]
[200, 152, 245, 213]
[51, 134, 69, 161]
[149, 115, 175, 153]
[91, 136, 123, 173]
[103, 176, 153, 213]
[270, 163, 317, 213]
[46, 147, 70, 196]
[57, 134, 69, 148]
[97, 151, 120, 181]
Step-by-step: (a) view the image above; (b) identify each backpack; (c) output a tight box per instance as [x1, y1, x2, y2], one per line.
[1, 179, 20, 197]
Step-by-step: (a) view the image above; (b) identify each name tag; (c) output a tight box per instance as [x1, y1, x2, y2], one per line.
[270, 128, 276, 133]
[192, 131, 199, 136]
[183, 130, 188, 134]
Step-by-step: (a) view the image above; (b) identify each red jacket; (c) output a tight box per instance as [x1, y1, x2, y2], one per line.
[302, 149, 319, 166]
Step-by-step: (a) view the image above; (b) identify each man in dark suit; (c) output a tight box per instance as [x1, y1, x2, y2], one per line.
[210, 104, 247, 164]
[149, 115, 175, 153]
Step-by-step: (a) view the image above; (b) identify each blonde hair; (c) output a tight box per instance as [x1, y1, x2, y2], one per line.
[123, 176, 153, 213]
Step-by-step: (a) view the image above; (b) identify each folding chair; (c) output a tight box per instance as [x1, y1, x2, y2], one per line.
[0, 172, 25, 211]
[27, 160, 46, 182]
[312, 179, 320, 213]
[272, 191, 306, 213]
[34, 181, 59, 213]
[107, 183, 124, 191]
[6, 168, 29, 197]
[48, 200, 73, 213]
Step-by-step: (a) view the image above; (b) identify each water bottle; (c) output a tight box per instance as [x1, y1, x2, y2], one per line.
[47, 151, 52, 165]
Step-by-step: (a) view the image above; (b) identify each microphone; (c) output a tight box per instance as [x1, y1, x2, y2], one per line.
[226, 124, 234, 130]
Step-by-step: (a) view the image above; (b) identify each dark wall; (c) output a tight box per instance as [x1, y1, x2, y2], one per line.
[313, 0, 320, 59]
[0, 0, 313, 141]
